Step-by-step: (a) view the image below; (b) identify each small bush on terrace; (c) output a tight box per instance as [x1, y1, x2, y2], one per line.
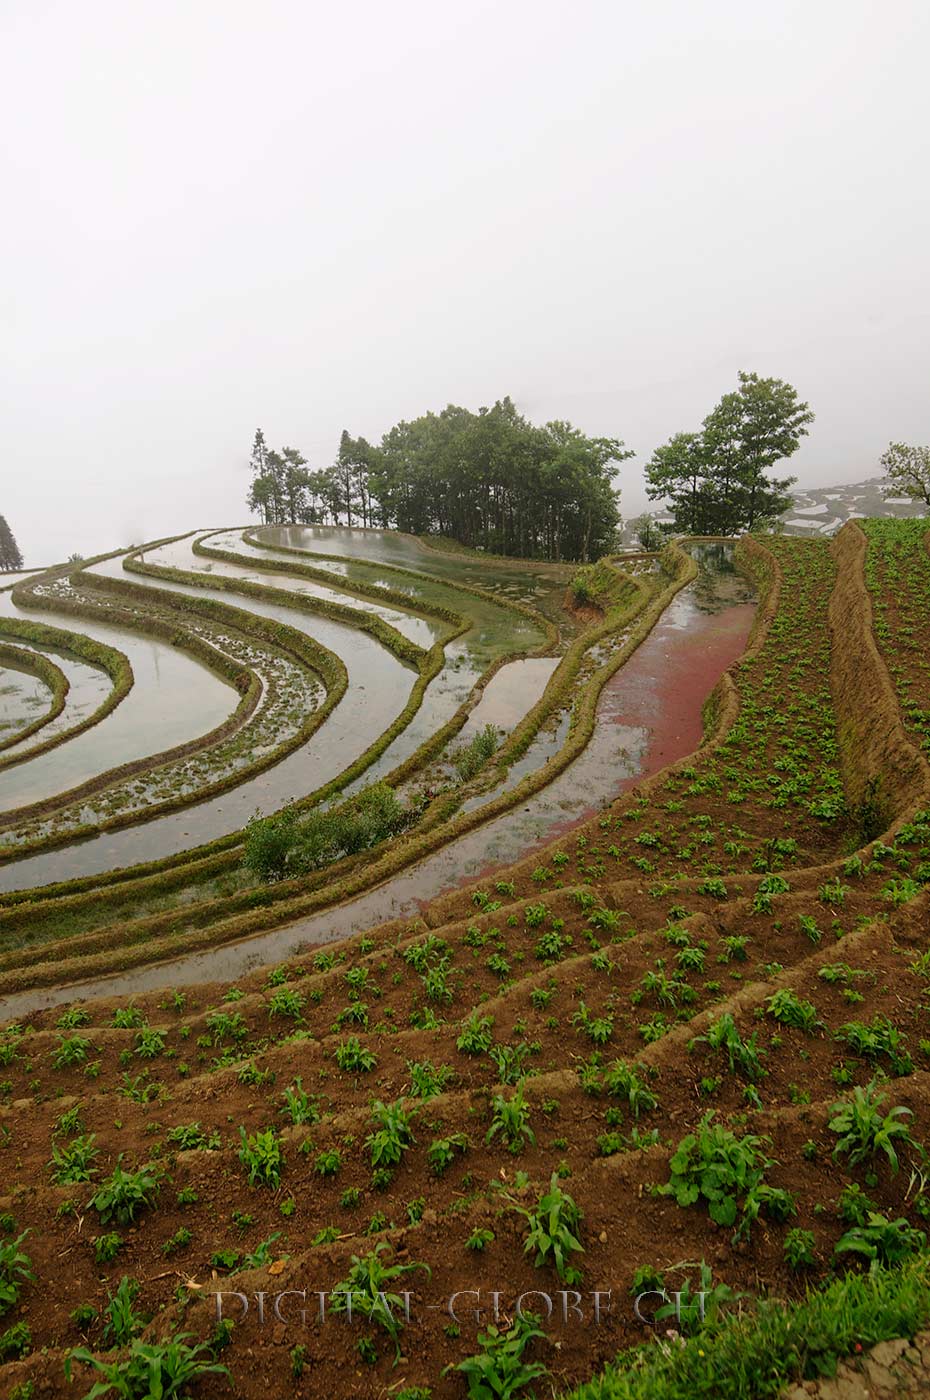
[238, 1128, 284, 1188]
[829, 1082, 916, 1173]
[244, 783, 411, 882]
[0, 1231, 34, 1316]
[511, 1172, 584, 1284]
[88, 1160, 161, 1226]
[329, 1242, 430, 1361]
[450, 723, 498, 781]
[447, 1311, 548, 1397]
[663, 1113, 794, 1241]
[66, 1334, 228, 1398]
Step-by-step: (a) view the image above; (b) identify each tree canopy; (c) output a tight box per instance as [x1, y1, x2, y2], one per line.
[0, 515, 23, 571]
[246, 399, 630, 561]
[645, 372, 814, 535]
[880, 441, 930, 507]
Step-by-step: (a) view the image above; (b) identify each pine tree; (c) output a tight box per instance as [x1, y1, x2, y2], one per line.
[0, 515, 23, 570]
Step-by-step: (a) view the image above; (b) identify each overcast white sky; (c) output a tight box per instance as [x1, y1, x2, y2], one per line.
[2, 0, 928, 565]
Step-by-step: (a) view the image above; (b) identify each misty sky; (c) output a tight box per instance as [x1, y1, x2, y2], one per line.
[2, 0, 928, 567]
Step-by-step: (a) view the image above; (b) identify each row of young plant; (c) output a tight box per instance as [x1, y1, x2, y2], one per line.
[862, 518, 930, 760]
[448, 538, 848, 929]
[3, 835, 930, 1396]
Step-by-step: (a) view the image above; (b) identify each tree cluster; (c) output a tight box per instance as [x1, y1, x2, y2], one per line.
[246, 432, 331, 527]
[644, 372, 814, 535]
[0, 515, 23, 571]
[246, 398, 630, 561]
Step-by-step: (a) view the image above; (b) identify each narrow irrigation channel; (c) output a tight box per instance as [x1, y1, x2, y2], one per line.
[0, 548, 757, 1016]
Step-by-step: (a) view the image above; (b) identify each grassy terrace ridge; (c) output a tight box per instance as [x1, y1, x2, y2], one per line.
[7, 522, 930, 1398]
[126, 537, 435, 670]
[0, 542, 663, 990]
[557, 1253, 930, 1399]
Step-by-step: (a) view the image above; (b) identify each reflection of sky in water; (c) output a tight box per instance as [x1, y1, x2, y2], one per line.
[0, 668, 50, 737]
[0, 550, 420, 890]
[159, 533, 443, 650]
[458, 657, 560, 739]
[246, 526, 552, 669]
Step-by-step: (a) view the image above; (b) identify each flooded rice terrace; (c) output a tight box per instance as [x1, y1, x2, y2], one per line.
[0, 527, 556, 889]
[1, 541, 757, 1012]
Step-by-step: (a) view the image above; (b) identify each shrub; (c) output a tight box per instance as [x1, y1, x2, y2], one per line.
[0, 1321, 30, 1360]
[166, 1122, 221, 1151]
[602, 1060, 659, 1117]
[0, 1232, 34, 1317]
[829, 1082, 915, 1173]
[315, 1149, 342, 1178]
[835, 1016, 914, 1076]
[406, 1060, 454, 1099]
[450, 724, 498, 782]
[88, 1159, 160, 1225]
[280, 1078, 321, 1125]
[66, 1334, 228, 1398]
[329, 1243, 430, 1361]
[268, 987, 305, 1021]
[835, 1214, 926, 1273]
[457, 1013, 494, 1056]
[446, 1311, 547, 1398]
[50, 1134, 99, 1185]
[765, 990, 821, 1033]
[53, 1035, 95, 1069]
[238, 1128, 284, 1188]
[694, 1014, 766, 1083]
[512, 1173, 584, 1284]
[783, 1228, 816, 1270]
[245, 784, 409, 881]
[663, 1113, 787, 1241]
[334, 1036, 378, 1073]
[102, 1277, 145, 1347]
[366, 1100, 416, 1172]
[427, 1133, 469, 1176]
[486, 1088, 536, 1155]
[93, 1233, 122, 1265]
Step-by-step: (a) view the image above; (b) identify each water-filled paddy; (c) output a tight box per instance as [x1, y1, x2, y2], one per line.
[0, 585, 236, 810]
[246, 525, 556, 665]
[151, 533, 445, 650]
[0, 551, 415, 887]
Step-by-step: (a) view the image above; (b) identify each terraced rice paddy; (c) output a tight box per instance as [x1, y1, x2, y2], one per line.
[3, 520, 930, 1400]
